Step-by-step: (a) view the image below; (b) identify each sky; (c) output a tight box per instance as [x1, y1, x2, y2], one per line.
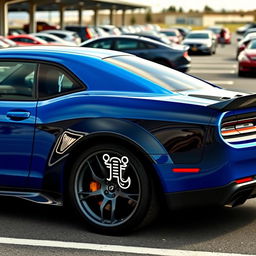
[134, 0, 256, 12]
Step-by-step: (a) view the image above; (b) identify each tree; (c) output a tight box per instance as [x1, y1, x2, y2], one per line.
[130, 15, 136, 25]
[204, 5, 214, 12]
[145, 9, 152, 23]
[178, 7, 184, 13]
[168, 5, 176, 12]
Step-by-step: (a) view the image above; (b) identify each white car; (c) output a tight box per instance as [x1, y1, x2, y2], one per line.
[40, 30, 81, 45]
[31, 33, 76, 46]
[182, 30, 217, 55]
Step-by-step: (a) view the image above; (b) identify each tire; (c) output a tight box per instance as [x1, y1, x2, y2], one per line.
[68, 144, 157, 234]
[238, 70, 245, 77]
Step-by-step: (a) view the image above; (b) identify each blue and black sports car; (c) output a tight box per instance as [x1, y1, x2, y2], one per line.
[0, 46, 256, 234]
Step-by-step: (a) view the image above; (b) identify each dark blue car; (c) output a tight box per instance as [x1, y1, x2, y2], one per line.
[0, 46, 256, 234]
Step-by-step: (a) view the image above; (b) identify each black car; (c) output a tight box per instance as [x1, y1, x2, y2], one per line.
[237, 23, 256, 35]
[124, 32, 171, 45]
[80, 35, 191, 72]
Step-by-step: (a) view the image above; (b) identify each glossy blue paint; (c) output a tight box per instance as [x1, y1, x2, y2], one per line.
[0, 46, 256, 200]
[0, 101, 36, 187]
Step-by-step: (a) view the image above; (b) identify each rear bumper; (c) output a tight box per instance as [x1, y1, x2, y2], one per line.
[165, 179, 256, 210]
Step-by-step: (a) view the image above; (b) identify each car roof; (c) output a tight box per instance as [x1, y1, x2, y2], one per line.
[188, 30, 211, 34]
[41, 30, 75, 35]
[0, 46, 130, 59]
[81, 35, 164, 46]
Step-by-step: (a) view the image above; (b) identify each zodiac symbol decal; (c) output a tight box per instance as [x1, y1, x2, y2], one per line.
[103, 154, 131, 189]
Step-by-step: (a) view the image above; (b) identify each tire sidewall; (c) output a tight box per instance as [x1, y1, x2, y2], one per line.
[68, 143, 152, 234]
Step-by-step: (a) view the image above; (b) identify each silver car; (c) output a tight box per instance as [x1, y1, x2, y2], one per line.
[182, 30, 217, 55]
[40, 30, 81, 45]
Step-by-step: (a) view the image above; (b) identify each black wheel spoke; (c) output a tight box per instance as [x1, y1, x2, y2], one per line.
[95, 155, 108, 177]
[87, 161, 104, 183]
[118, 191, 139, 203]
[111, 198, 117, 223]
[100, 198, 109, 222]
[79, 190, 102, 201]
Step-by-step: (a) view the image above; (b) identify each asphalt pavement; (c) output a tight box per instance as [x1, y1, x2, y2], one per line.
[0, 39, 256, 256]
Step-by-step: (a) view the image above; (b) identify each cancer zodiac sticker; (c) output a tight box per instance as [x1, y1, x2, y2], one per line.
[103, 154, 131, 189]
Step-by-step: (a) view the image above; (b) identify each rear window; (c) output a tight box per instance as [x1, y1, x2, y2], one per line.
[186, 33, 209, 39]
[105, 56, 215, 92]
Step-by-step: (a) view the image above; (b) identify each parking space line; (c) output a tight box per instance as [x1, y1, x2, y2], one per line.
[0, 237, 254, 256]
[192, 64, 237, 68]
[190, 70, 236, 74]
[208, 81, 234, 85]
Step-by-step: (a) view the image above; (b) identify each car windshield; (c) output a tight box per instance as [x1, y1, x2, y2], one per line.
[186, 33, 209, 39]
[208, 28, 221, 34]
[248, 40, 256, 49]
[105, 56, 215, 92]
[161, 31, 176, 36]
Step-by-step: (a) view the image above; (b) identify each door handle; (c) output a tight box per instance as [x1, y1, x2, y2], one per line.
[7, 111, 31, 121]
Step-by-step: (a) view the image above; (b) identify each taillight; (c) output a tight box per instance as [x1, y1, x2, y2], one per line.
[85, 28, 93, 39]
[220, 113, 256, 145]
[183, 51, 189, 58]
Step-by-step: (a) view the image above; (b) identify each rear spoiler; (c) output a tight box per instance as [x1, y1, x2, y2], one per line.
[209, 94, 256, 111]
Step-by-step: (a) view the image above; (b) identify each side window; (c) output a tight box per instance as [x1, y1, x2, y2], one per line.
[0, 62, 37, 100]
[87, 39, 113, 49]
[115, 39, 139, 50]
[38, 64, 84, 99]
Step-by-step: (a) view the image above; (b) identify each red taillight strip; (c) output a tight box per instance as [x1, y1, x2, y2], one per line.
[222, 118, 256, 127]
[235, 177, 253, 184]
[172, 168, 200, 173]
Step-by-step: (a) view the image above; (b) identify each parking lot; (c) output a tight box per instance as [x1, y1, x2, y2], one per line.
[0, 38, 254, 256]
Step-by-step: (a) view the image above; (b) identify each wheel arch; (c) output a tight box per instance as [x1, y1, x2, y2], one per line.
[63, 132, 165, 203]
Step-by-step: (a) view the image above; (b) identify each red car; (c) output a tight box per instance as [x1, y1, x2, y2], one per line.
[238, 39, 256, 76]
[23, 21, 59, 33]
[7, 35, 48, 46]
[207, 26, 231, 44]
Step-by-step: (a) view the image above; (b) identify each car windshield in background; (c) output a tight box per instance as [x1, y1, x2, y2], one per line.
[187, 33, 209, 39]
[162, 31, 176, 36]
[209, 28, 221, 34]
[248, 40, 256, 49]
[105, 56, 214, 92]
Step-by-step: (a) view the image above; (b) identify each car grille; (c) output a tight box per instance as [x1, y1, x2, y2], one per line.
[186, 44, 202, 48]
[220, 112, 256, 146]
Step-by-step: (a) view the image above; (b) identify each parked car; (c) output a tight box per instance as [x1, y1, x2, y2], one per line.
[40, 30, 81, 45]
[7, 35, 48, 46]
[0, 36, 17, 47]
[172, 27, 191, 39]
[81, 35, 191, 72]
[124, 32, 171, 45]
[65, 25, 98, 42]
[207, 26, 231, 44]
[0, 40, 10, 48]
[8, 28, 26, 36]
[23, 21, 59, 33]
[160, 29, 183, 44]
[182, 30, 217, 55]
[237, 23, 256, 35]
[98, 25, 121, 35]
[243, 28, 256, 38]
[0, 46, 256, 234]
[31, 33, 76, 46]
[238, 39, 256, 76]
[236, 32, 256, 59]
